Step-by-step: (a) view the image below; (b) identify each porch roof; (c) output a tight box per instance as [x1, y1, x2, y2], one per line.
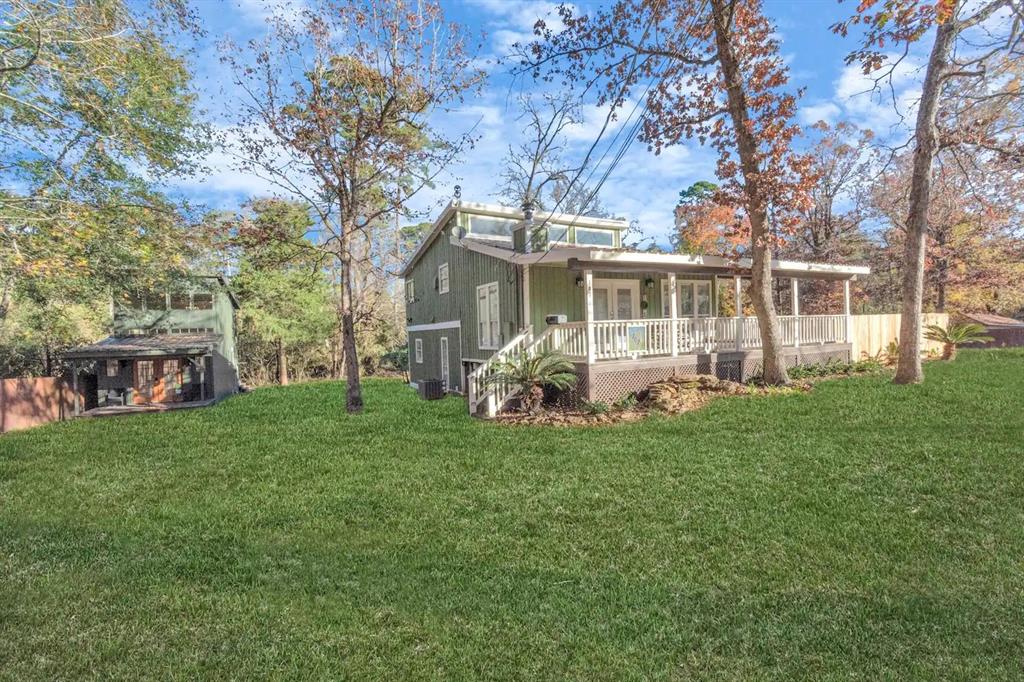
[64, 333, 221, 359]
[455, 237, 870, 281]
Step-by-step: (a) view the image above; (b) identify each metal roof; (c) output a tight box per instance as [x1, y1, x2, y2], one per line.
[64, 333, 222, 359]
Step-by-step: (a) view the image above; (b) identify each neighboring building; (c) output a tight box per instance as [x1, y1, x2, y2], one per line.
[65, 275, 240, 412]
[956, 312, 1024, 348]
[400, 201, 870, 416]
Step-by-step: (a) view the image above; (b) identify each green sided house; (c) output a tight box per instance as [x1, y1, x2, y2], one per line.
[64, 275, 240, 415]
[401, 201, 869, 417]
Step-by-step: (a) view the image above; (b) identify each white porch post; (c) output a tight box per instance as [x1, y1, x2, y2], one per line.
[734, 275, 743, 352]
[791, 278, 800, 348]
[843, 279, 853, 343]
[584, 269, 596, 364]
[522, 265, 531, 329]
[669, 272, 678, 357]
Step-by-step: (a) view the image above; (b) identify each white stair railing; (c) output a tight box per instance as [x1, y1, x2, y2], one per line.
[467, 326, 534, 417]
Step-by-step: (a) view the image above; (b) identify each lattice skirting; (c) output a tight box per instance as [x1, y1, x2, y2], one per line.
[579, 345, 851, 405]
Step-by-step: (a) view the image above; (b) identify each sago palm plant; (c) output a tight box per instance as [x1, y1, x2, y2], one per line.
[923, 323, 993, 361]
[484, 349, 577, 414]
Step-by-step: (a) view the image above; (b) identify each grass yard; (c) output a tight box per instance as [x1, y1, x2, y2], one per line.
[2, 349, 1023, 680]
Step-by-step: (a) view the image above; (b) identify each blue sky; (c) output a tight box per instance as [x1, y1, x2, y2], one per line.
[171, 0, 928, 247]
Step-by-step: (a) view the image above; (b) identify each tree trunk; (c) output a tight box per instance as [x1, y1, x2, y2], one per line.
[710, 0, 788, 385]
[277, 337, 289, 386]
[338, 219, 363, 413]
[894, 11, 958, 384]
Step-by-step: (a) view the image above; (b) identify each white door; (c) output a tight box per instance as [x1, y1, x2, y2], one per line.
[592, 279, 640, 320]
[439, 337, 449, 391]
[592, 279, 641, 356]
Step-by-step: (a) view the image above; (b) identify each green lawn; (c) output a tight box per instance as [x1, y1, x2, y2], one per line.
[2, 350, 1023, 680]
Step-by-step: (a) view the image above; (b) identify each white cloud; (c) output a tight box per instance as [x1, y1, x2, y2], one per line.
[799, 101, 841, 125]
[827, 56, 923, 137]
[467, 0, 572, 58]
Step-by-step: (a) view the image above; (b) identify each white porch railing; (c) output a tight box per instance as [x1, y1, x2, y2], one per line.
[466, 313, 849, 417]
[542, 314, 848, 362]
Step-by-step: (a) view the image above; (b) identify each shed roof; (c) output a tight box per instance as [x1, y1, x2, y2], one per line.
[65, 333, 222, 359]
[959, 312, 1024, 328]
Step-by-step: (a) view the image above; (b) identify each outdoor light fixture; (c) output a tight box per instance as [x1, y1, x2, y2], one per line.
[644, 277, 655, 289]
[575, 276, 584, 288]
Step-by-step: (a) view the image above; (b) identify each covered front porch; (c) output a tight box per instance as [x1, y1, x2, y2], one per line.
[468, 246, 868, 415]
[534, 270, 854, 363]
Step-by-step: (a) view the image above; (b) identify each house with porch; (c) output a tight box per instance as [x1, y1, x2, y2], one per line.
[401, 201, 869, 417]
[64, 275, 240, 415]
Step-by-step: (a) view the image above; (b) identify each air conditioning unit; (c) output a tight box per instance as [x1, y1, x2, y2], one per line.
[418, 379, 445, 400]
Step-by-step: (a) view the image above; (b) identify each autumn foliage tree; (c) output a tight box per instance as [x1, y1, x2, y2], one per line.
[673, 181, 748, 256]
[521, 0, 814, 383]
[835, 0, 1023, 383]
[223, 0, 483, 412]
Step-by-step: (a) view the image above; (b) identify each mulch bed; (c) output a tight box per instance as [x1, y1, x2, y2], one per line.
[495, 373, 815, 426]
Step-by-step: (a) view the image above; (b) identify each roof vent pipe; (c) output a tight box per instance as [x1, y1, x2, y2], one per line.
[521, 199, 536, 254]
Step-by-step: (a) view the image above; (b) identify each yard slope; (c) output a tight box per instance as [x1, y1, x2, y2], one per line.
[2, 349, 1023, 680]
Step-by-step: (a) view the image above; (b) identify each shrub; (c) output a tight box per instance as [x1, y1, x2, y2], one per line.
[484, 350, 577, 414]
[924, 323, 994, 361]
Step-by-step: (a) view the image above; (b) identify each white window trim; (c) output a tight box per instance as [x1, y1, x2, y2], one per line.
[414, 338, 423, 363]
[476, 281, 501, 350]
[406, 279, 415, 303]
[438, 263, 450, 294]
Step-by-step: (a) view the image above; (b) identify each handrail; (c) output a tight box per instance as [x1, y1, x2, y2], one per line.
[467, 326, 534, 416]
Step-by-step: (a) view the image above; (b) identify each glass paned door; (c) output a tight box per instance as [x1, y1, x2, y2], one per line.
[591, 280, 640, 356]
[133, 360, 155, 404]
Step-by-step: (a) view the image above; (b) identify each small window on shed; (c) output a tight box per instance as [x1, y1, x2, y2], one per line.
[414, 338, 423, 363]
[192, 293, 213, 310]
[144, 292, 167, 311]
[169, 293, 191, 310]
[438, 263, 450, 294]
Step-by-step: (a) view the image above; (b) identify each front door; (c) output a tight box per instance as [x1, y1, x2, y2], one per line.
[439, 337, 450, 391]
[133, 359, 156, 404]
[591, 279, 642, 357]
[592, 279, 640, 321]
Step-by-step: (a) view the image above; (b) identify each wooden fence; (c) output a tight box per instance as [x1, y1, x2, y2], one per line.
[0, 378, 77, 434]
[850, 313, 949, 360]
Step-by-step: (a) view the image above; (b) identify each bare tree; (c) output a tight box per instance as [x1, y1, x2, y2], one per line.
[222, 0, 483, 411]
[499, 92, 583, 211]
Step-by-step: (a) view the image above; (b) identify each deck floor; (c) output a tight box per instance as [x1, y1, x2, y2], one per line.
[82, 399, 217, 418]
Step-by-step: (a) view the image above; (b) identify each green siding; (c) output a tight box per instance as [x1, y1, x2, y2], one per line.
[406, 219, 522, 361]
[408, 328, 462, 391]
[113, 290, 238, 374]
